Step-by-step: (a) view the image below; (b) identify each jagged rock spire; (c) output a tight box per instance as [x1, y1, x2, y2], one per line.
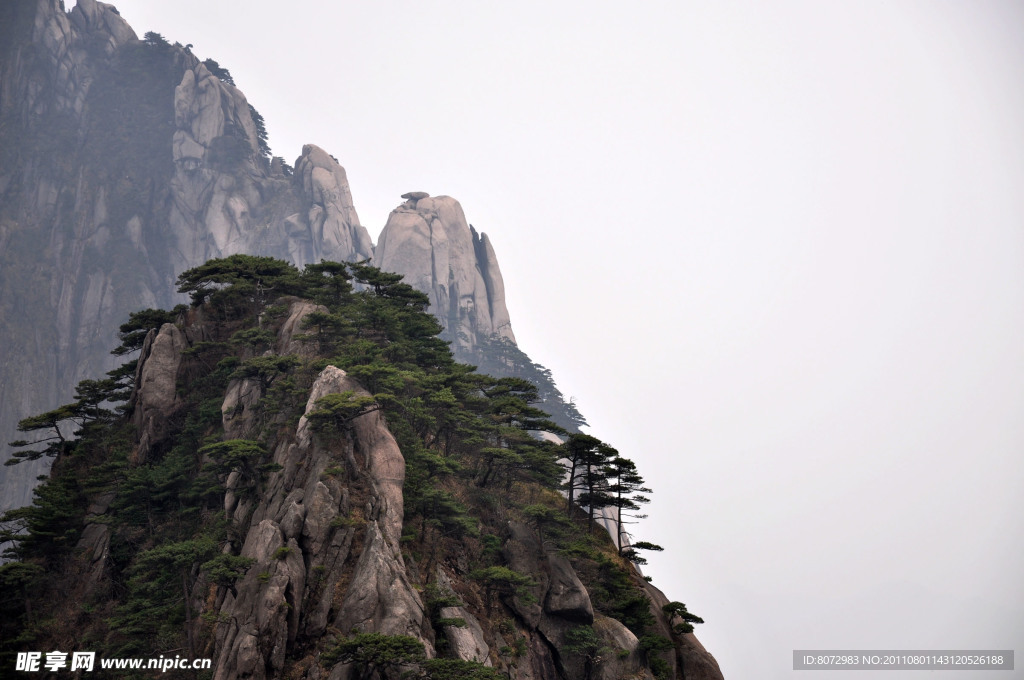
[374, 194, 515, 353]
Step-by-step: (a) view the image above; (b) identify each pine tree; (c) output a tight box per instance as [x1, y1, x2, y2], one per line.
[603, 456, 652, 553]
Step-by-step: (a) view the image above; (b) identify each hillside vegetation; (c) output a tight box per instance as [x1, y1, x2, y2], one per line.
[0, 256, 712, 680]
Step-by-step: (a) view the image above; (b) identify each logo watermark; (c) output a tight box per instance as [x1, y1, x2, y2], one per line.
[15, 651, 212, 673]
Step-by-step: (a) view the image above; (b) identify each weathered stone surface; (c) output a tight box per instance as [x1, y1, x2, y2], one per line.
[132, 323, 187, 461]
[0, 2, 376, 509]
[591, 615, 652, 680]
[280, 496, 307, 541]
[678, 632, 726, 680]
[277, 299, 328, 357]
[293, 145, 374, 267]
[133, 323, 185, 413]
[211, 365, 432, 677]
[436, 569, 491, 665]
[215, 521, 306, 680]
[334, 521, 426, 641]
[75, 522, 111, 594]
[544, 553, 594, 623]
[639, 578, 725, 680]
[221, 377, 263, 439]
[374, 195, 516, 353]
[401, 191, 430, 202]
[502, 521, 548, 628]
[290, 367, 428, 647]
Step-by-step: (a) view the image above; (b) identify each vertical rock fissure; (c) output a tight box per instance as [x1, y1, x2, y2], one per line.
[471, 224, 496, 325]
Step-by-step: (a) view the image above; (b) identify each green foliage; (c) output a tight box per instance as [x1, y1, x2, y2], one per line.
[230, 327, 275, 353]
[300, 310, 354, 354]
[422, 658, 503, 680]
[422, 582, 462, 612]
[175, 255, 301, 313]
[603, 457, 653, 553]
[248, 103, 271, 157]
[638, 634, 673, 655]
[563, 625, 603, 657]
[622, 541, 664, 566]
[199, 439, 265, 477]
[201, 554, 255, 589]
[321, 465, 344, 479]
[563, 544, 657, 636]
[206, 122, 252, 172]
[5, 404, 77, 466]
[196, 439, 274, 501]
[113, 306, 186, 356]
[323, 632, 426, 670]
[561, 433, 617, 528]
[0, 254, 682, 669]
[143, 31, 170, 47]
[469, 566, 537, 608]
[479, 533, 502, 558]
[663, 601, 705, 635]
[435, 616, 466, 628]
[523, 502, 572, 544]
[0, 562, 44, 664]
[649, 657, 671, 680]
[324, 633, 501, 680]
[272, 546, 293, 560]
[232, 355, 301, 390]
[110, 536, 219, 655]
[203, 58, 235, 85]
[0, 473, 83, 559]
[410, 488, 477, 542]
[639, 634, 674, 678]
[307, 391, 380, 437]
[470, 334, 588, 433]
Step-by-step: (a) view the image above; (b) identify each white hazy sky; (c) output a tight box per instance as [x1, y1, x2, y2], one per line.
[74, 1, 1024, 677]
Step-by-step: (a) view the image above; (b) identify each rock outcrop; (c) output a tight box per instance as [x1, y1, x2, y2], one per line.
[374, 195, 515, 354]
[212, 362, 430, 680]
[131, 322, 187, 461]
[41, 285, 723, 680]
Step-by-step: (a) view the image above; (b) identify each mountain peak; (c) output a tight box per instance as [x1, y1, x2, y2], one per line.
[375, 194, 515, 354]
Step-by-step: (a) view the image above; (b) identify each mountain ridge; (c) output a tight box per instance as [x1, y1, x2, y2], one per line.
[0, 2, 722, 677]
[0, 0, 526, 507]
[1, 256, 723, 679]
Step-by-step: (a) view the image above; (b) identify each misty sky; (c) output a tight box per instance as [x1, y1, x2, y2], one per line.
[70, 1, 1024, 677]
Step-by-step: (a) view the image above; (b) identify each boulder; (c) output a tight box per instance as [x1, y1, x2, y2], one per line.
[544, 553, 594, 623]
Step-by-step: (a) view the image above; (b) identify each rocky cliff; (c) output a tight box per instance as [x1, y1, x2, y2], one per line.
[0, 0, 509, 508]
[0, 260, 722, 680]
[0, 2, 721, 677]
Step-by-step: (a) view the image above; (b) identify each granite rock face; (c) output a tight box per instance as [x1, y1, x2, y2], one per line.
[1, 4, 724, 678]
[131, 322, 187, 461]
[0, 0, 372, 508]
[374, 195, 515, 353]
[211, 364, 430, 680]
[61, 303, 724, 680]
